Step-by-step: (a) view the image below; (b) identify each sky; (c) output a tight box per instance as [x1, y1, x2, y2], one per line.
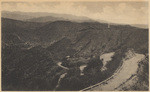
[2, 1, 148, 25]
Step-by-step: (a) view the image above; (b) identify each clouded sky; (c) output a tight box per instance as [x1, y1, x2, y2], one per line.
[2, 1, 148, 25]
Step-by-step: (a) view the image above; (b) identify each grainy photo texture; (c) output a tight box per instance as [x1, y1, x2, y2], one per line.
[1, 0, 149, 91]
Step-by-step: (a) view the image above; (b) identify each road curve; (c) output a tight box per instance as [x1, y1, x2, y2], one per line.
[81, 53, 145, 91]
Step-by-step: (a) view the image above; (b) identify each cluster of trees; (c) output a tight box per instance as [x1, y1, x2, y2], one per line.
[55, 56, 103, 91]
[57, 49, 126, 91]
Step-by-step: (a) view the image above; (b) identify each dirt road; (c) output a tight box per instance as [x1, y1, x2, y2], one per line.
[81, 53, 145, 91]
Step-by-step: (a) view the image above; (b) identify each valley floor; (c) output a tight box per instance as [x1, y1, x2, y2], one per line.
[82, 53, 145, 91]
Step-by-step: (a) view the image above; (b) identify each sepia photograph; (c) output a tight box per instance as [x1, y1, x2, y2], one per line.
[1, 0, 149, 91]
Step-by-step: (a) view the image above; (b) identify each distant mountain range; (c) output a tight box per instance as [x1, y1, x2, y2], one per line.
[2, 11, 95, 23]
[131, 24, 148, 29]
[2, 11, 148, 28]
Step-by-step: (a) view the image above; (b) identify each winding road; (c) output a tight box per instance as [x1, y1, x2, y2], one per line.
[54, 62, 69, 90]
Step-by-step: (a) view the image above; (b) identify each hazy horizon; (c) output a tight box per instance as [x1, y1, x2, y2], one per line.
[2, 1, 148, 25]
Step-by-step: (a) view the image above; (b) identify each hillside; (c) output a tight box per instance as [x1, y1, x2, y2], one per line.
[2, 18, 148, 57]
[2, 17, 148, 91]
